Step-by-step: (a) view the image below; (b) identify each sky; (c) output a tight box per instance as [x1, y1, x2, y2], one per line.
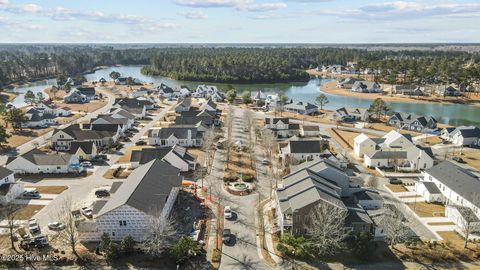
[0, 0, 479, 43]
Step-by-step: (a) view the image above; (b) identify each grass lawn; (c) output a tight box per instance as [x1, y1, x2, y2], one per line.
[187, 148, 205, 167]
[5, 127, 53, 148]
[399, 195, 422, 199]
[460, 150, 480, 171]
[12, 205, 45, 220]
[406, 202, 445, 217]
[25, 185, 68, 194]
[428, 222, 456, 226]
[61, 100, 107, 113]
[385, 184, 408, 193]
[116, 145, 154, 164]
[367, 122, 421, 137]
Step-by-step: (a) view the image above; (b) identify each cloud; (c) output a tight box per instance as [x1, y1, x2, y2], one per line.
[179, 10, 209, 19]
[313, 1, 480, 21]
[174, 0, 252, 8]
[6, 3, 42, 13]
[244, 3, 287, 12]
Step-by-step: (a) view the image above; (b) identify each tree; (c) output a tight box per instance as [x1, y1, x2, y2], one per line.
[169, 236, 201, 264]
[57, 196, 81, 260]
[368, 98, 390, 120]
[0, 125, 10, 146]
[24, 90, 36, 105]
[349, 232, 376, 260]
[74, 75, 87, 85]
[277, 233, 313, 259]
[241, 91, 252, 104]
[36, 92, 45, 103]
[141, 214, 177, 258]
[4, 108, 27, 130]
[315, 93, 329, 111]
[104, 242, 119, 265]
[1, 204, 21, 251]
[458, 194, 480, 248]
[364, 175, 378, 188]
[109, 71, 121, 80]
[120, 235, 135, 253]
[307, 203, 349, 257]
[202, 126, 216, 172]
[99, 232, 112, 252]
[50, 86, 59, 100]
[226, 89, 236, 103]
[379, 204, 411, 249]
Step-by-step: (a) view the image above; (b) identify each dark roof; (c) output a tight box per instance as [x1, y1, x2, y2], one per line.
[354, 190, 383, 201]
[96, 159, 182, 217]
[130, 148, 171, 164]
[174, 116, 213, 126]
[17, 148, 74, 166]
[369, 151, 408, 159]
[302, 125, 320, 131]
[0, 166, 13, 179]
[53, 124, 116, 141]
[289, 140, 322, 154]
[265, 118, 289, 125]
[422, 182, 441, 194]
[459, 126, 480, 138]
[68, 141, 95, 155]
[77, 87, 96, 96]
[148, 127, 202, 139]
[425, 161, 480, 207]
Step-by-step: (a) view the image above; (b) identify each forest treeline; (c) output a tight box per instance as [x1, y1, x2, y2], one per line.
[0, 45, 479, 87]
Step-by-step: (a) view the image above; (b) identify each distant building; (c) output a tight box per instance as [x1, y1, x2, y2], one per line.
[0, 167, 24, 205]
[388, 112, 437, 133]
[283, 101, 318, 115]
[351, 81, 380, 93]
[6, 149, 82, 174]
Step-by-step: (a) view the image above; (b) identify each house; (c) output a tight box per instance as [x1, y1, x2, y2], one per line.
[109, 108, 136, 123]
[351, 81, 381, 93]
[129, 87, 149, 98]
[415, 181, 443, 203]
[180, 109, 219, 126]
[172, 85, 191, 98]
[99, 78, 107, 84]
[354, 131, 434, 171]
[68, 141, 97, 161]
[51, 124, 120, 151]
[199, 99, 218, 113]
[77, 87, 96, 101]
[0, 167, 24, 205]
[114, 77, 128, 85]
[388, 112, 437, 133]
[35, 101, 72, 117]
[22, 108, 56, 128]
[64, 90, 87, 104]
[130, 145, 196, 171]
[157, 83, 175, 99]
[113, 100, 146, 119]
[90, 115, 133, 133]
[251, 91, 267, 103]
[174, 115, 214, 128]
[210, 91, 226, 102]
[281, 140, 326, 162]
[283, 101, 318, 115]
[194, 85, 218, 98]
[78, 159, 182, 241]
[175, 97, 192, 113]
[337, 78, 361, 89]
[265, 118, 299, 138]
[274, 158, 377, 236]
[393, 85, 424, 96]
[148, 127, 203, 148]
[6, 149, 81, 174]
[331, 107, 370, 122]
[441, 126, 480, 147]
[353, 190, 383, 210]
[437, 86, 462, 97]
[420, 161, 480, 232]
[300, 125, 320, 137]
[265, 93, 281, 109]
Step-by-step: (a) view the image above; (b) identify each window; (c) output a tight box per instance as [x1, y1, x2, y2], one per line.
[112, 232, 115, 236]
[119, 221, 127, 226]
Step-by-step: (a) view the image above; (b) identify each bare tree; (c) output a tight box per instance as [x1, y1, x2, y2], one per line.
[364, 175, 379, 188]
[141, 213, 177, 258]
[202, 125, 216, 172]
[458, 194, 480, 249]
[307, 203, 349, 257]
[1, 204, 21, 252]
[379, 204, 411, 249]
[57, 196, 81, 260]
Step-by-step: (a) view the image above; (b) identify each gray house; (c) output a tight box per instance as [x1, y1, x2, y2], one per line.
[64, 90, 87, 104]
[283, 101, 318, 115]
[388, 112, 437, 132]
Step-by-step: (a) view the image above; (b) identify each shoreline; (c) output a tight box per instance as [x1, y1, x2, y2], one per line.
[318, 78, 480, 107]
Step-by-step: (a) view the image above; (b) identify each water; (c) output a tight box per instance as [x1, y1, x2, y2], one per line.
[8, 65, 480, 126]
[8, 79, 54, 107]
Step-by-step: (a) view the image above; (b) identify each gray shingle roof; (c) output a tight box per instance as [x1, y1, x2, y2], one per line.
[20, 149, 74, 166]
[0, 166, 13, 179]
[422, 182, 441, 194]
[96, 159, 182, 217]
[68, 141, 95, 155]
[368, 151, 407, 159]
[289, 140, 323, 154]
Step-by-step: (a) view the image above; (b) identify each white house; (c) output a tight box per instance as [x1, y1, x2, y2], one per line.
[174, 97, 192, 113]
[444, 126, 480, 147]
[6, 149, 82, 174]
[0, 167, 24, 205]
[22, 108, 57, 128]
[353, 133, 376, 158]
[78, 159, 182, 241]
[35, 102, 72, 117]
[157, 83, 175, 99]
[68, 141, 98, 161]
[194, 85, 219, 98]
[283, 101, 318, 115]
[300, 125, 320, 137]
[331, 107, 370, 122]
[351, 81, 381, 93]
[51, 124, 121, 151]
[281, 140, 326, 162]
[265, 118, 299, 138]
[172, 86, 191, 98]
[148, 127, 203, 148]
[415, 181, 443, 203]
[129, 87, 149, 98]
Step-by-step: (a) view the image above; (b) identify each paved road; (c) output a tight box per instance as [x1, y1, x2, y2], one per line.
[22, 101, 174, 229]
[207, 107, 270, 270]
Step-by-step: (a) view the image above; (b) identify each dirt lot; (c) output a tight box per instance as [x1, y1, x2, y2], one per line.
[12, 205, 45, 220]
[25, 185, 68, 194]
[117, 145, 154, 164]
[459, 149, 480, 171]
[3, 127, 53, 149]
[224, 147, 256, 180]
[385, 184, 408, 193]
[61, 100, 107, 113]
[428, 222, 456, 226]
[406, 202, 445, 217]
[187, 148, 205, 167]
[266, 111, 335, 125]
[366, 122, 421, 137]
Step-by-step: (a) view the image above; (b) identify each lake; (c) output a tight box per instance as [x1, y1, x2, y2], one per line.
[8, 65, 480, 126]
[8, 79, 54, 107]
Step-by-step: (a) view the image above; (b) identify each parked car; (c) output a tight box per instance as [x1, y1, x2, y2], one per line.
[95, 154, 108, 161]
[224, 206, 233, 219]
[452, 156, 466, 163]
[23, 190, 40, 199]
[95, 189, 110, 198]
[222, 229, 232, 244]
[389, 178, 403, 185]
[261, 159, 269, 165]
[81, 207, 93, 218]
[135, 140, 146, 146]
[28, 219, 40, 234]
[81, 161, 92, 167]
[48, 222, 65, 231]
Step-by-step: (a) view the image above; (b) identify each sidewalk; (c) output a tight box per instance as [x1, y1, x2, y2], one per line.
[262, 200, 284, 266]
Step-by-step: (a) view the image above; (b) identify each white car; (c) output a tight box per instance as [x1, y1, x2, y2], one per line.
[224, 206, 233, 219]
[81, 161, 92, 167]
[81, 207, 93, 218]
[48, 222, 66, 231]
[28, 219, 40, 234]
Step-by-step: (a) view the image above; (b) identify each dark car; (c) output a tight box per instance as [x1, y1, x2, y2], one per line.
[135, 140, 146, 146]
[95, 189, 110, 198]
[222, 229, 232, 244]
[452, 156, 466, 163]
[389, 178, 403, 185]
